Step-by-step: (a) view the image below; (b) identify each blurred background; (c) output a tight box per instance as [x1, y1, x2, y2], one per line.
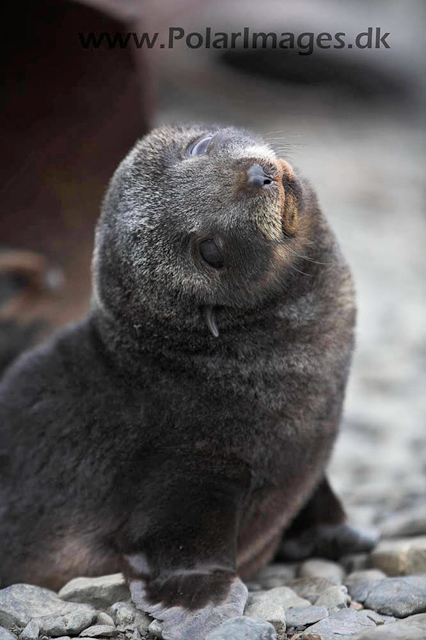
[1, 0, 425, 537]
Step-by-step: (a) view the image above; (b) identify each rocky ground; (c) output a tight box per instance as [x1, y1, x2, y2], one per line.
[1, 537, 426, 640]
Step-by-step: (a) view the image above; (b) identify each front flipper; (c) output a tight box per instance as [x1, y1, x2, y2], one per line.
[120, 455, 250, 639]
[129, 570, 248, 640]
[277, 476, 378, 561]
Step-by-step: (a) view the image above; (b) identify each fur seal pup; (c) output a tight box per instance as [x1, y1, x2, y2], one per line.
[0, 124, 376, 639]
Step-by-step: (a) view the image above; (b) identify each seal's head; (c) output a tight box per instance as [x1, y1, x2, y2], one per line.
[93, 124, 315, 337]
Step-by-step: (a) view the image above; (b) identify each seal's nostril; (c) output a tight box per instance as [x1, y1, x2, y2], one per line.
[199, 239, 225, 269]
[247, 164, 273, 188]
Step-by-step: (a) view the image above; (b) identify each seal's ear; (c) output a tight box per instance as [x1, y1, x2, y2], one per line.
[280, 160, 304, 237]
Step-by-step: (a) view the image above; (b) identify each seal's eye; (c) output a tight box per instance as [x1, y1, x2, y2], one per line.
[199, 239, 224, 269]
[188, 135, 213, 157]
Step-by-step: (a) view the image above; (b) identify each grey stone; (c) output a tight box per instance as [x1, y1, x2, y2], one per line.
[253, 564, 297, 589]
[60, 609, 98, 635]
[378, 503, 426, 538]
[108, 602, 150, 633]
[286, 578, 336, 604]
[19, 621, 40, 640]
[344, 570, 387, 604]
[59, 575, 130, 610]
[249, 586, 310, 611]
[0, 629, 18, 640]
[147, 620, 162, 638]
[364, 575, 426, 617]
[95, 613, 114, 627]
[345, 570, 387, 585]
[340, 555, 369, 574]
[206, 616, 277, 639]
[244, 600, 285, 633]
[0, 585, 97, 631]
[351, 613, 426, 639]
[315, 586, 348, 615]
[362, 610, 396, 625]
[35, 617, 67, 637]
[108, 603, 134, 626]
[285, 605, 328, 629]
[0, 585, 61, 629]
[35, 608, 98, 637]
[299, 608, 375, 638]
[79, 625, 118, 638]
[370, 537, 426, 576]
[299, 559, 345, 585]
[245, 582, 263, 592]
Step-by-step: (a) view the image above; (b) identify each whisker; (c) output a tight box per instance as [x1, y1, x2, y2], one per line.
[288, 264, 313, 277]
[285, 243, 337, 266]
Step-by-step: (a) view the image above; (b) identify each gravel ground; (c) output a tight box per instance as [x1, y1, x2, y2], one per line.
[1, 555, 426, 639]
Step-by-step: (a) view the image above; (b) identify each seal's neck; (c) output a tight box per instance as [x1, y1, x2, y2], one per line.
[90, 292, 282, 363]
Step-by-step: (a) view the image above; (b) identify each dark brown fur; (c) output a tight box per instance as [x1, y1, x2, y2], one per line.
[0, 125, 374, 638]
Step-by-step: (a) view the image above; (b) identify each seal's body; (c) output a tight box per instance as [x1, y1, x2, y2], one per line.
[0, 125, 372, 639]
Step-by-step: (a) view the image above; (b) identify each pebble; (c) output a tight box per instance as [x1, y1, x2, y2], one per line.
[244, 600, 285, 633]
[377, 503, 426, 538]
[298, 559, 345, 585]
[59, 574, 130, 610]
[96, 613, 114, 626]
[0, 629, 17, 640]
[79, 625, 118, 638]
[285, 605, 328, 629]
[109, 602, 133, 626]
[249, 586, 310, 611]
[19, 621, 40, 640]
[299, 608, 376, 638]
[0, 585, 97, 631]
[36, 608, 98, 637]
[363, 575, 426, 618]
[315, 585, 349, 615]
[206, 616, 277, 639]
[370, 537, 426, 576]
[246, 582, 263, 592]
[253, 563, 297, 589]
[340, 554, 369, 574]
[147, 620, 162, 638]
[286, 578, 335, 604]
[33, 616, 67, 637]
[351, 612, 426, 639]
[362, 609, 396, 625]
[344, 570, 387, 604]
[108, 602, 151, 633]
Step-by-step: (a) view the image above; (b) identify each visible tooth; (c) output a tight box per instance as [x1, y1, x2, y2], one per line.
[204, 306, 219, 338]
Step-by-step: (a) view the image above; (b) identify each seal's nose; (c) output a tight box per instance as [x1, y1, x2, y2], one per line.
[246, 164, 273, 188]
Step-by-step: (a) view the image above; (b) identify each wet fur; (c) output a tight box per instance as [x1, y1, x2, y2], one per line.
[1, 125, 356, 636]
